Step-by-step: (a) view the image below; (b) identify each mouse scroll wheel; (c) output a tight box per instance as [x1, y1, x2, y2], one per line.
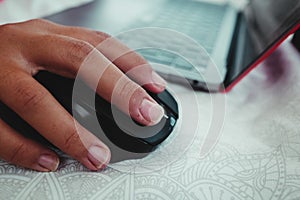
[160, 104, 169, 119]
[161, 104, 176, 127]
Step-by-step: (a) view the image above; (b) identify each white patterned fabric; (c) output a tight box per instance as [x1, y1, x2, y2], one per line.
[0, 39, 300, 199]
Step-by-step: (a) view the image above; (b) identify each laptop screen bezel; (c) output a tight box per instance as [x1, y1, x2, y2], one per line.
[222, 0, 300, 92]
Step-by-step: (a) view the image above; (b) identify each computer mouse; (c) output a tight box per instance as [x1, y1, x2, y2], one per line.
[0, 71, 178, 154]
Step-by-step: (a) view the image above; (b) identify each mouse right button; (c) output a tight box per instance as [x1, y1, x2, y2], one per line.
[150, 90, 178, 118]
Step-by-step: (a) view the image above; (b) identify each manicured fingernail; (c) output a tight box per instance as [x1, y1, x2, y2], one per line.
[38, 154, 59, 171]
[152, 71, 167, 89]
[140, 99, 164, 125]
[88, 146, 110, 169]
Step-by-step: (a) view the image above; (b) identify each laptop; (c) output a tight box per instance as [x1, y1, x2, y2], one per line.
[46, 0, 300, 92]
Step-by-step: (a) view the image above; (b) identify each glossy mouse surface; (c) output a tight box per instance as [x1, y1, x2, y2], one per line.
[0, 71, 178, 153]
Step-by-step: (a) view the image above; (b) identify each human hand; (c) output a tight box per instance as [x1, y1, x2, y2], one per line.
[0, 19, 166, 172]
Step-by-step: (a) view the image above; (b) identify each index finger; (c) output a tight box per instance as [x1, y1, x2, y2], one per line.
[43, 22, 167, 93]
[24, 33, 165, 126]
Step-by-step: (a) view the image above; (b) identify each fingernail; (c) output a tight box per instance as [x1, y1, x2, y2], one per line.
[140, 99, 164, 125]
[152, 71, 167, 89]
[38, 154, 59, 171]
[88, 146, 110, 169]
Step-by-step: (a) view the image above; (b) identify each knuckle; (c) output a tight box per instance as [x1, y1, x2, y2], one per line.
[93, 31, 111, 40]
[129, 87, 147, 118]
[118, 79, 140, 99]
[0, 69, 17, 89]
[69, 40, 94, 63]
[63, 128, 82, 153]
[131, 87, 146, 105]
[117, 51, 148, 67]
[13, 79, 48, 110]
[88, 31, 111, 47]
[70, 40, 94, 56]
[0, 23, 17, 35]
[131, 53, 148, 66]
[132, 85, 145, 97]
[114, 79, 143, 109]
[27, 18, 49, 25]
[8, 142, 26, 163]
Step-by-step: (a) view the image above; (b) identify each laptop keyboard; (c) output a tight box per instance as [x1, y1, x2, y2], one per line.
[117, 0, 227, 77]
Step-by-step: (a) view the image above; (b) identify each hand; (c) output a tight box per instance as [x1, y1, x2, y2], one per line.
[0, 19, 166, 172]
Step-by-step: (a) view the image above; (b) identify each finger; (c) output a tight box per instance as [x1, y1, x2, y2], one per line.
[0, 69, 111, 170]
[45, 24, 167, 93]
[10, 19, 166, 92]
[22, 34, 165, 125]
[0, 119, 59, 172]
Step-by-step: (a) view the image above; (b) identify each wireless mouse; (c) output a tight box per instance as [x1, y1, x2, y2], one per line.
[0, 71, 178, 154]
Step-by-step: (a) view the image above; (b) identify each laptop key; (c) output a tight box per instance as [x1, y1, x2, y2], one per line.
[172, 57, 194, 70]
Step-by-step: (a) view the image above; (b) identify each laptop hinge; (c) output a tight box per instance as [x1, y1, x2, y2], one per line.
[223, 11, 243, 87]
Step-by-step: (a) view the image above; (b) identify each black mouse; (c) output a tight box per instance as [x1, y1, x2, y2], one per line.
[0, 71, 178, 154]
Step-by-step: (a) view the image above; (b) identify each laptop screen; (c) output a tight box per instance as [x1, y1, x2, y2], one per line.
[246, 0, 300, 51]
[224, 0, 300, 89]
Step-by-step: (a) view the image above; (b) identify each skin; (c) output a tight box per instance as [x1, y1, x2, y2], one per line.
[0, 19, 167, 172]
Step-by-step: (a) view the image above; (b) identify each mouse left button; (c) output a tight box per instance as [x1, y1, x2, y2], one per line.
[150, 90, 178, 118]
